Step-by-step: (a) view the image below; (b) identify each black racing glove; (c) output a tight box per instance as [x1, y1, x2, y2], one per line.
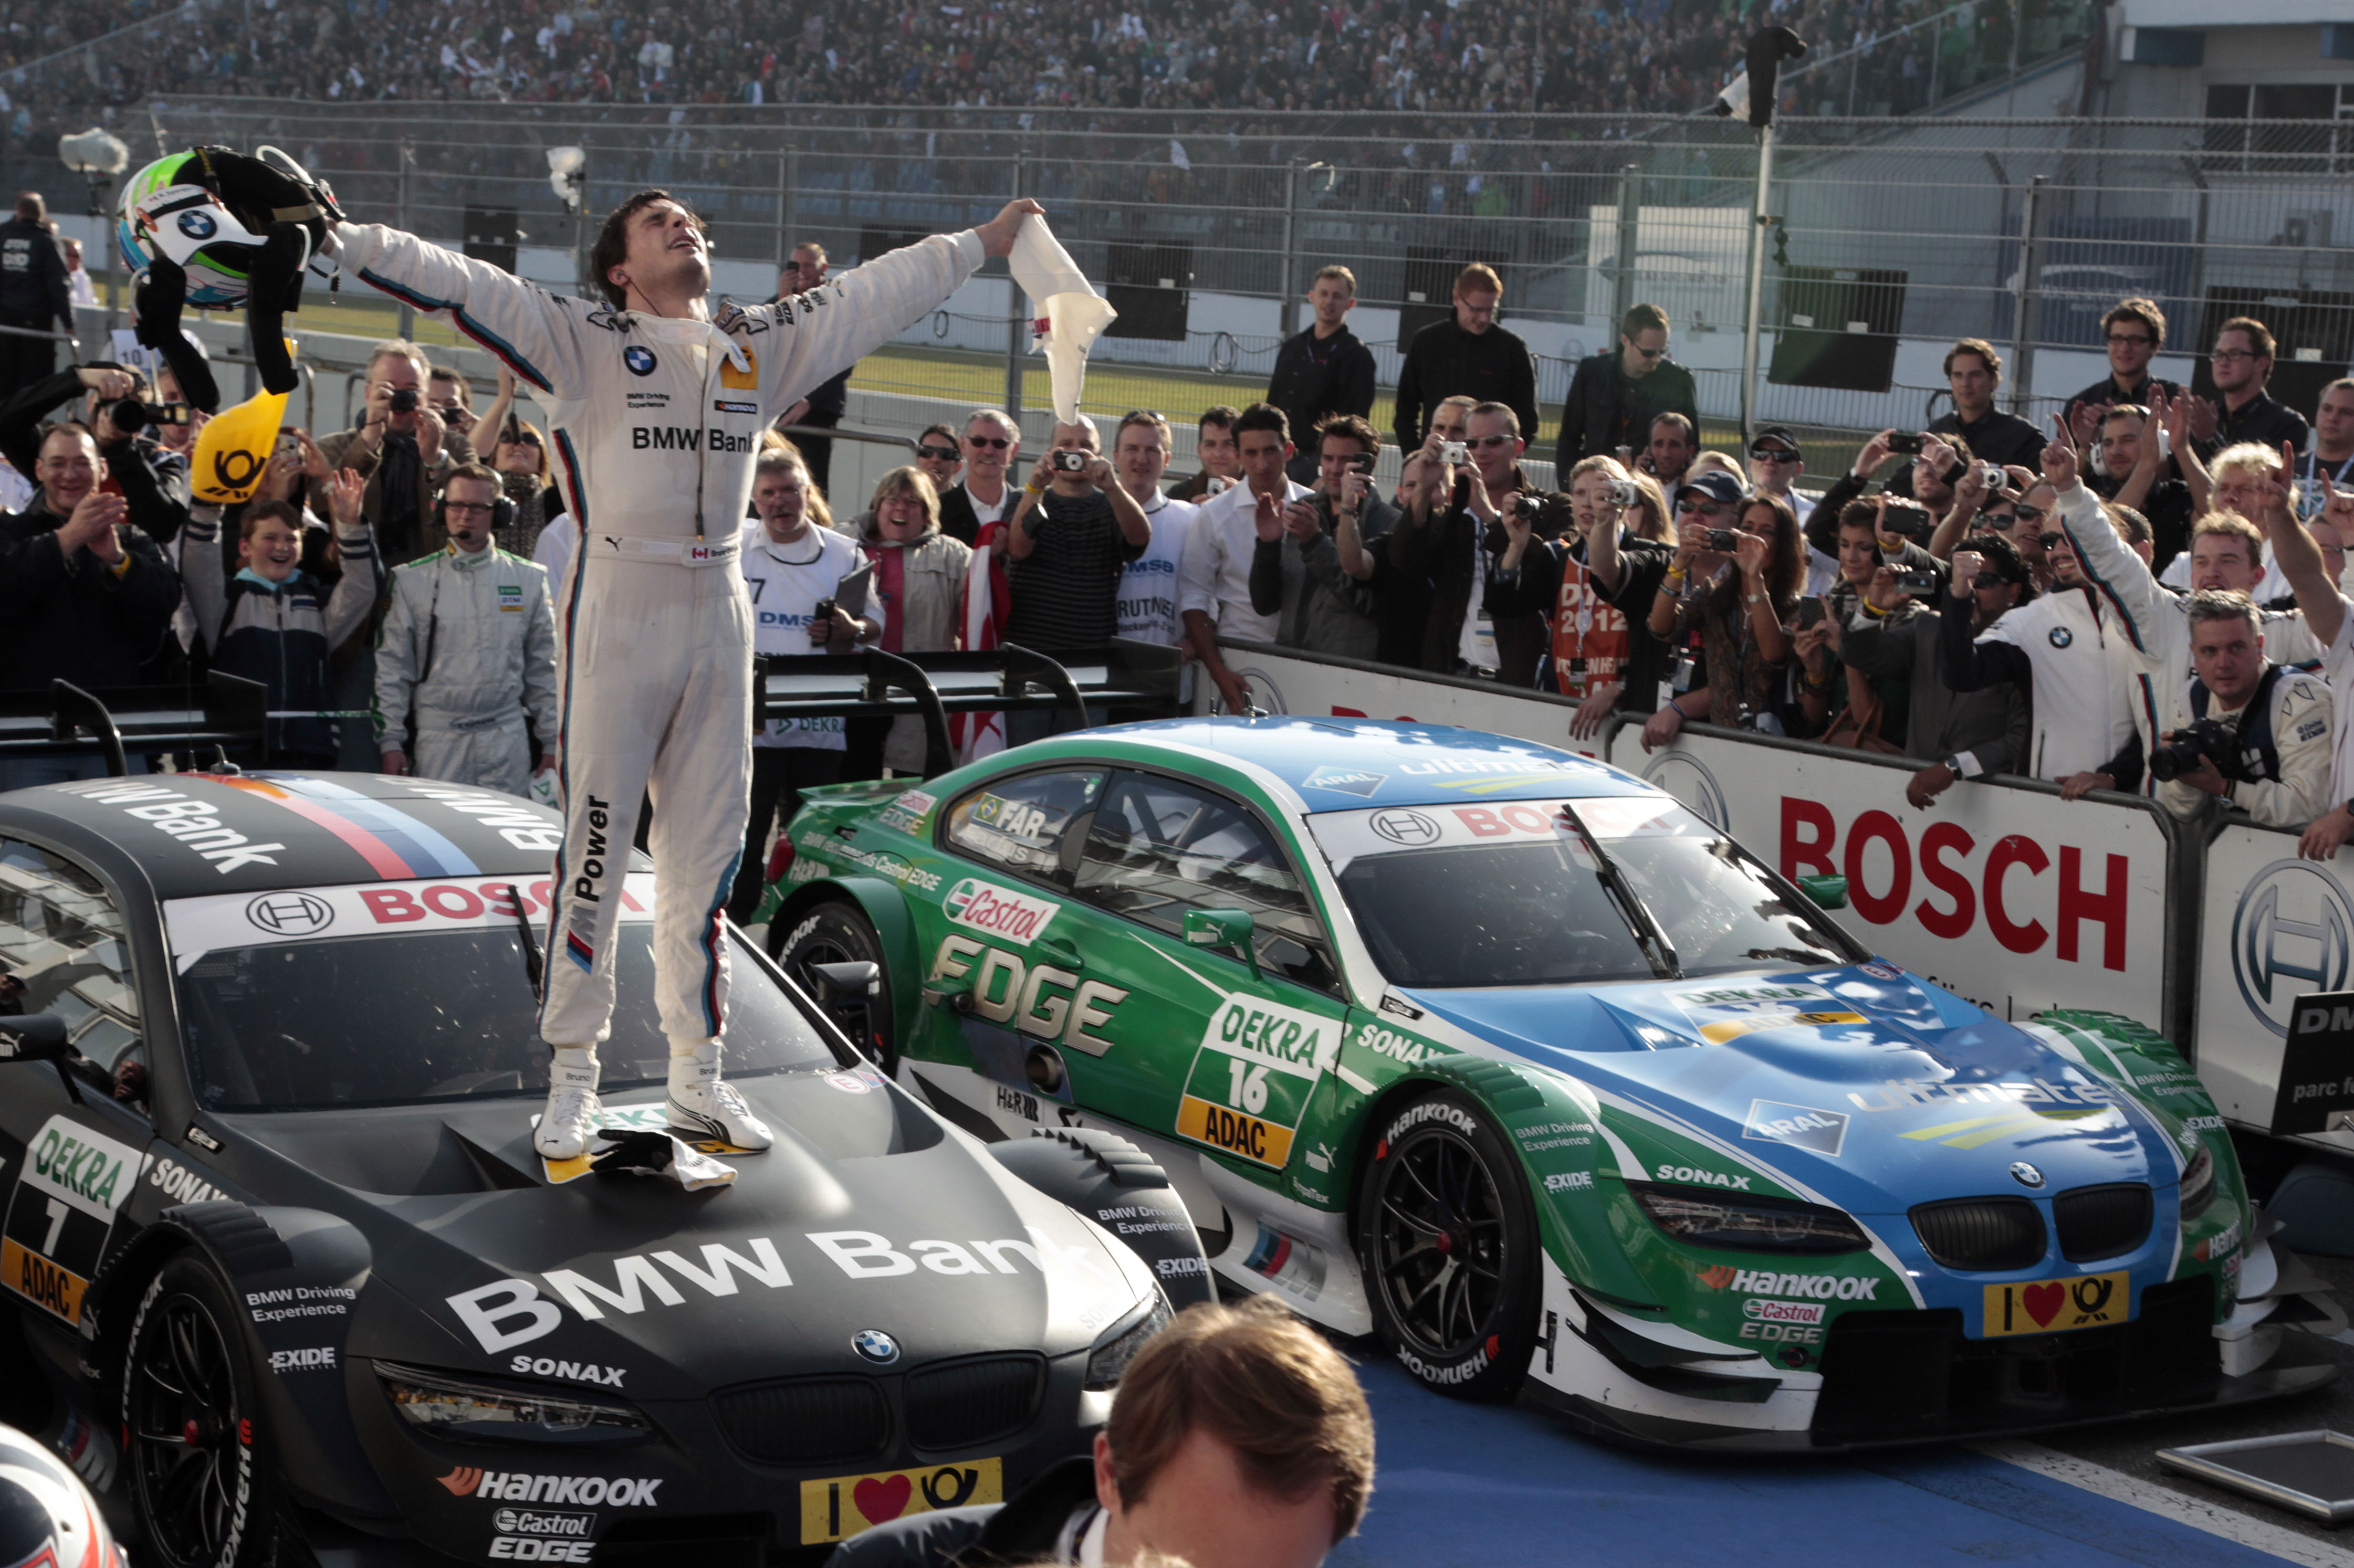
[131, 256, 221, 413]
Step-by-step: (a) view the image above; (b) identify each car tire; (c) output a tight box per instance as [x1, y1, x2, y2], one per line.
[773, 900, 898, 1072]
[121, 1254, 281, 1568]
[1356, 1088, 1542, 1403]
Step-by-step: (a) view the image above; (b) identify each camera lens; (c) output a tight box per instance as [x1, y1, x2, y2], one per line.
[108, 397, 148, 434]
[389, 387, 420, 414]
[2148, 732, 2208, 784]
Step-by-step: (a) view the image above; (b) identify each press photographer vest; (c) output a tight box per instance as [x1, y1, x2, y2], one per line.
[2188, 661, 2286, 783]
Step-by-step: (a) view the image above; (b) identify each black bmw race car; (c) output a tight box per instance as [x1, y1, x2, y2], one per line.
[0, 769, 1205, 1568]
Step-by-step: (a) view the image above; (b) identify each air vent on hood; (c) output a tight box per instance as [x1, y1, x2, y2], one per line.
[710, 1376, 888, 1466]
[1909, 1197, 2046, 1271]
[2053, 1183, 2153, 1262]
[905, 1354, 1045, 1450]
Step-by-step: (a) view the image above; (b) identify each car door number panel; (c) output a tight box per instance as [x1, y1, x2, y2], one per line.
[1174, 995, 1342, 1171]
[4, 1116, 141, 1324]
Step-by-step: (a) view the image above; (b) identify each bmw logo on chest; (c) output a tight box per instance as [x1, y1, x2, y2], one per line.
[852, 1329, 899, 1364]
[2048, 626, 2072, 648]
[624, 346, 658, 376]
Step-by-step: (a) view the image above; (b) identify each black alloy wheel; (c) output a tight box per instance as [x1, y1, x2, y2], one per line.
[123, 1256, 277, 1568]
[1358, 1090, 1540, 1401]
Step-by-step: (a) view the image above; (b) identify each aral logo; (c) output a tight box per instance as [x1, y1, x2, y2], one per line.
[1304, 766, 1385, 798]
[1742, 1098, 1850, 1157]
[942, 879, 1057, 944]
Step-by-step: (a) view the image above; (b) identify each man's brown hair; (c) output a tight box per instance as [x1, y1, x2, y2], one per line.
[14, 192, 43, 222]
[1104, 1296, 1374, 1545]
[1622, 302, 1669, 339]
[1313, 412, 1380, 457]
[1943, 338, 2003, 382]
[590, 190, 709, 311]
[2102, 297, 2167, 351]
[1453, 261, 1502, 299]
[2218, 315, 2275, 364]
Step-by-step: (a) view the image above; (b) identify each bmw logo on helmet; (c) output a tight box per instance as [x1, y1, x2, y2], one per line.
[624, 346, 657, 376]
[2010, 1161, 2045, 1188]
[852, 1329, 899, 1364]
[177, 209, 217, 240]
[2048, 626, 2072, 648]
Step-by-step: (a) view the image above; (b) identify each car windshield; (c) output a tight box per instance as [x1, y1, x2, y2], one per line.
[1310, 796, 1859, 989]
[165, 877, 835, 1112]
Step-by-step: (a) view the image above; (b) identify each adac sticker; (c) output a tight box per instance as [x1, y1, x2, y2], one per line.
[4, 1116, 143, 1323]
[1173, 995, 1341, 1171]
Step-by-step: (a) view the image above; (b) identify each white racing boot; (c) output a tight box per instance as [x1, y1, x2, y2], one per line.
[667, 1039, 773, 1152]
[536, 1047, 604, 1159]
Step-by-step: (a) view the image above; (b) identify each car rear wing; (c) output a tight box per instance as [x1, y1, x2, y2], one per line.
[756, 641, 1184, 778]
[0, 674, 269, 776]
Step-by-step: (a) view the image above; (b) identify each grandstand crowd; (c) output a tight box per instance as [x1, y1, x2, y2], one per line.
[9, 197, 2354, 870]
[0, 0, 2001, 135]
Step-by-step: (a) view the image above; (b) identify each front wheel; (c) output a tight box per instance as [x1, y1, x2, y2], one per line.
[122, 1255, 280, 1568]
[773, 900, 898, 1072]
[1355, 1089, 1541, 1401]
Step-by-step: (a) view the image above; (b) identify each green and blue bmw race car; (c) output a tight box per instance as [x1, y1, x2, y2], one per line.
[757, 718, 2336, 1450]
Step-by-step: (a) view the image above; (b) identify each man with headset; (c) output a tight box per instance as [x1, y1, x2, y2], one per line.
[374, 461, 559, 796]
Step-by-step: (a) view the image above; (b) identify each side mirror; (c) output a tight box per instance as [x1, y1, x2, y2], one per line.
[1796, 874, 1849, 911]
[0, 1014, 69, 1062]
[808, 960, 881, 1005]
[1182, 908, 1261, 981]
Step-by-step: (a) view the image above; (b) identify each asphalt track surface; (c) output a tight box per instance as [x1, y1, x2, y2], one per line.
[1335, 1253, 2354, 1568]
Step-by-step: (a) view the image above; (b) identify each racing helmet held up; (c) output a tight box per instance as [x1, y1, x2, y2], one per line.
[115, 145, 342, 401]
[0, 1423, 124, 1568]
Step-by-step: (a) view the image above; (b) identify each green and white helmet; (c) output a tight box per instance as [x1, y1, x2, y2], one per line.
[116, 145, 338, 308]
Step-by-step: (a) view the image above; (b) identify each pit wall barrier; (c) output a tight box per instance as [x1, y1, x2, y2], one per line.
[1202, 640, 2350, 1159]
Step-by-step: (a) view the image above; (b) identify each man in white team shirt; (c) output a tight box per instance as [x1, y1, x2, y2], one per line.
[327, 176, 1043, 1159]
[2257, 454, 2354, 859]
[1108, 411, 1198, 675]
[732, 446, 876, 922]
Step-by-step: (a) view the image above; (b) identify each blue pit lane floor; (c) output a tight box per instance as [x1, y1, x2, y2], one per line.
[1333, 1354, 2347, 1568]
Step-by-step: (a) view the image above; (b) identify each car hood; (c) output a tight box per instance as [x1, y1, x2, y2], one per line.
[1398, 964, 2177, 1215]
[223, 1071, 1148, 1398]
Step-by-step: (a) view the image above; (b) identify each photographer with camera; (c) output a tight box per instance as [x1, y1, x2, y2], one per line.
[1639, 478, 1803, 750]
[316, 339, 476, 563]
[1485, 454, 1673, 737]
[2145, 588, 2330, 827]
[1248, 414, 1396, 661]
[1383, 400, 1552, 685]
[0, 361, 193, 548]
[1007, 415, 1150, 735]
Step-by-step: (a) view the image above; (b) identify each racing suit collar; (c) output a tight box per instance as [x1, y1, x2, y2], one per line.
[445, 541, 496, 569]
[622, 310, 753, 372]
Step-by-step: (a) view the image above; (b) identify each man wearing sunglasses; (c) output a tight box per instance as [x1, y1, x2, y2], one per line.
[1386, 401, 1551, 684]
[1554, 301, 1698, 472]
[937, 408, 1021, 546]
[912, 422, 962, 492]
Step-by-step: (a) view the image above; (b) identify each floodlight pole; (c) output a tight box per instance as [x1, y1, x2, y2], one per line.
[1738, 120, 1774, 449]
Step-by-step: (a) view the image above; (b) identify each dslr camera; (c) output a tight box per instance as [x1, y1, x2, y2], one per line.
[2149, 717, 2240, 785]
[108, 398, 190, 433]
[1510, 494, 1546, 521]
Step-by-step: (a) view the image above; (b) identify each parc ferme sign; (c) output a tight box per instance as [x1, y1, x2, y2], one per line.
[1205, 648, 2170, 1028]
[1609, 732, 2169, 1024]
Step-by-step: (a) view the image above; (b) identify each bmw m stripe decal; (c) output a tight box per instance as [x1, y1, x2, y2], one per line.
[354, 268, 553, 393]
[566, 931, 594, 972]
[213, 775, 481, 878]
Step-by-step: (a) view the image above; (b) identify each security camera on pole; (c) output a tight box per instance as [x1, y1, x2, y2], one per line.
[1717, 25, 1807, 449]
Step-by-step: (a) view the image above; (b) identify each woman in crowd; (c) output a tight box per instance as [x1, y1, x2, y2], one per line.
[475, 367, 563, 558]
[1641, 486, 1805, 749]
[850, 466, 974, 777]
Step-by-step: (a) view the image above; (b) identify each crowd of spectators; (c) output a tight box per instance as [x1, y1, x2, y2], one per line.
[0, 0, 2013, 135]
[9, 211, 2354, 868]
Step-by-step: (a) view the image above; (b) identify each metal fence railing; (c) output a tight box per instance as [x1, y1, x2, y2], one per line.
[39, 99, 2354, 466]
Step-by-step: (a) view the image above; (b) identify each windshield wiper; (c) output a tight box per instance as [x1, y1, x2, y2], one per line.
[505, 883, 544, 1001]
[1556, 803, 1679, 979]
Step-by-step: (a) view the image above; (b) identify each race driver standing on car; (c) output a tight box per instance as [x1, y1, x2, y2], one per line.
[321, 181, 1044, 1157]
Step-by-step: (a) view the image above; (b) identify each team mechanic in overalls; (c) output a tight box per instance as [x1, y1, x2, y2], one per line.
[323, 191, 1045, 1156]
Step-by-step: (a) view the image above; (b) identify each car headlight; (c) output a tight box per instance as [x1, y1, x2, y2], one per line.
[2179, 1144, 2216, 1219]
[375, 1361, 654, 1446]
[1084, 1292, 1174, 1391]
[1629, 1182, 1871, 1254]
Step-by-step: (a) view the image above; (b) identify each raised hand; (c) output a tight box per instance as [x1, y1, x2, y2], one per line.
[2042, 416, 2079, 492]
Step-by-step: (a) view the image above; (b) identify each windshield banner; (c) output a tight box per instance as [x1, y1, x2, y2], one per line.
[1309, 796, 1689, 870]
[166, 875, 658, 969]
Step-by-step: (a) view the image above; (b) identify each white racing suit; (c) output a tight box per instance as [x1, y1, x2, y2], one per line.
[373, 543, 560, 797]
[332, 221, 984, 1048]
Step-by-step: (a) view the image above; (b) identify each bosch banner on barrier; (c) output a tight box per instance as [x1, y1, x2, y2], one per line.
[2194, 823, 2354, 1130]
[1608, 728, 2171, 1028]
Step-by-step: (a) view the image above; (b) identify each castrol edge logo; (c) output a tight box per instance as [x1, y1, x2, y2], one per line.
[941, 879, 1056, 945]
